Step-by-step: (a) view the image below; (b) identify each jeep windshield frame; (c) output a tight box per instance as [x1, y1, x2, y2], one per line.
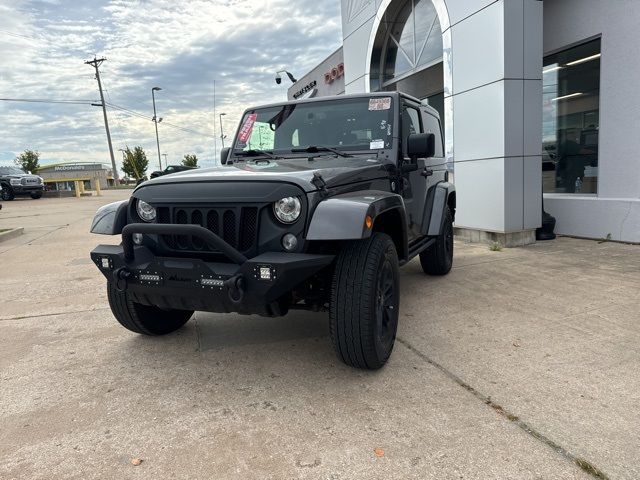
[231, 96, 395, 159]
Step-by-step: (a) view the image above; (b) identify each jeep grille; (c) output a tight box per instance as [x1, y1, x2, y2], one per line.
[156, 206, 260, 257]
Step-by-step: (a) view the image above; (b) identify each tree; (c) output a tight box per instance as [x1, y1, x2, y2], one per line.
[182, 154, 198, 167]
[121, 146, 149, 179]
[15, 150, 40, 173]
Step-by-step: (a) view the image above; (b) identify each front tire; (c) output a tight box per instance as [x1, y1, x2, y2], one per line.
[107, 282, 193, 335]
[420, 206, 454, 275]
[330, 232, 400, 369]
[1, 187, 14, 201]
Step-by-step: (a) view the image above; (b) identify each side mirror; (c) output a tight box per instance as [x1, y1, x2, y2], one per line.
[407, 133, 435, 160]
[220, 147, 231, 165]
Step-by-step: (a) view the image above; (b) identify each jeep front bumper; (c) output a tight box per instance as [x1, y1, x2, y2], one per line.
[91, 224, 334, 316]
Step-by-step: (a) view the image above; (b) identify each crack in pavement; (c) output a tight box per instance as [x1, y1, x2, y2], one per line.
[0, 307, 109, 322]
[396, 336, 610, 479]
[193, 312, 202, 352]
[0, 226, 67, 255]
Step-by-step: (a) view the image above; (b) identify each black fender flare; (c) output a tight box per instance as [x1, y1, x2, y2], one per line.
[422, 181, 455, 237]
[90, 200, 129, 235]
[306, 191, 408, 259]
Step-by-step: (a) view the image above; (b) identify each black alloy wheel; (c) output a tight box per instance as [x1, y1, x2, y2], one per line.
[420, 206, 454, 276]
[330, 232, 400, 369]
[1, 187, 14, 201]
[376, 254, 398, 355]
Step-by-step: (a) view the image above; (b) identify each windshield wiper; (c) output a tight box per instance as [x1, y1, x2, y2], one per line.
[234, 149, 278, 160]
[291, 145, 353, 158]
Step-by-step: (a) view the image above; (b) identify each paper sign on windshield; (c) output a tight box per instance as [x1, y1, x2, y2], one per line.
[369, 97, 391, 111]
[238, 113, 258, 144]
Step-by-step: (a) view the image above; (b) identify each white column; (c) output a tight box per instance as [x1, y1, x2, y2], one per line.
[451, 0, 543, 244]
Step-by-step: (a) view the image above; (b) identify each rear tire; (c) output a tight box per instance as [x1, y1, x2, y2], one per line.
[420, 206, 454, 275]
[1, 187, 14, 201]
[107, 282, 193, 335]
[330, 232, 399, 369]
[30, 192, 42, 199]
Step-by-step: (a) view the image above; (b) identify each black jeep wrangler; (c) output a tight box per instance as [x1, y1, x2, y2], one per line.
[0, 166, 44, 200]
[90, 92, 455, 369]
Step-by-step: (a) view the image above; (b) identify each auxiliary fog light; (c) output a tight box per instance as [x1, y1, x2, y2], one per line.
[282, 233, 298, 252]
[133, 233, 144, 245]
[259, 267, 272, 280]
[100, 257, 111, 269]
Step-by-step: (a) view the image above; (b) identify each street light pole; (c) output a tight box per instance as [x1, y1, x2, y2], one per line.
[151, 87, 163, 170]
[219, 112, 227, 149]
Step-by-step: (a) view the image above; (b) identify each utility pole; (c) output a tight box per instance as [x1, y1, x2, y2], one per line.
[162, 153, 168, 166]
[85, 57, 119, 184]
[151, 87, 163, 170]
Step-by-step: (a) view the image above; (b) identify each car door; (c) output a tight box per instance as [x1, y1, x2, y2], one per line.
[400, 100, 428, 241]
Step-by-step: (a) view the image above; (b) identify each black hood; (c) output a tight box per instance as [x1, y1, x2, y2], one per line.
[138, 156, 392, 193]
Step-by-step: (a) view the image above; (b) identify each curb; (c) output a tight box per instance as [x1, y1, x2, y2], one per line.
[0, 228, 24, 243]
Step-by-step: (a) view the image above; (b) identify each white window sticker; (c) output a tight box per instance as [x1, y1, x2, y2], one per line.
[369, 97, 391, 111]
[370, 139, 385, 149]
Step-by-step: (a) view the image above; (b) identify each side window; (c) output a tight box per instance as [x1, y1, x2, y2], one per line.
[401, 105, 422, 156]
[423, 112, 444, 158]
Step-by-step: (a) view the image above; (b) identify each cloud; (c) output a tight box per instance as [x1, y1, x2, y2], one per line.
[0, 0, 342, 171]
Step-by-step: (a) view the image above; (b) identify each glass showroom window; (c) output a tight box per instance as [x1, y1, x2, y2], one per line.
[542, 38, 601, 194]
[370, 0, 442, 90]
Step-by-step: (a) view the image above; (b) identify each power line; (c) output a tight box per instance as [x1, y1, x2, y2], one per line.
[0, 98, 96, 105]
[105, 101, 213, 138]
[0, 29, 42, 41]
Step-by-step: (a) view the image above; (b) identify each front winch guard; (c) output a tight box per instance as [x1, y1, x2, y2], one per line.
[91, 223, 335, 316]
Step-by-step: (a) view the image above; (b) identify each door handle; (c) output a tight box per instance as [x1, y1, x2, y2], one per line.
[420, 168, 433, 178]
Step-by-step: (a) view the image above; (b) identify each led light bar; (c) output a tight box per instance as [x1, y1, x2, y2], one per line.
[140, 274, 161, 282]
[201, 278, 224, 287]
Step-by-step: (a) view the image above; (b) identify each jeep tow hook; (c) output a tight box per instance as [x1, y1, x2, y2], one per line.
[113, 267, 132, 292]
[224, 275, 245, 304]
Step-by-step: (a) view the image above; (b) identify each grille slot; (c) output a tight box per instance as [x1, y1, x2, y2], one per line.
[175, 209, 189, 250]
[239, 208, 258, 252]
[223, 210, 236, 246]
[191, 210, 205, 250]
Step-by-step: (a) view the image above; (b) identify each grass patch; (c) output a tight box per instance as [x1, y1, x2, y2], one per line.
[489, 241, 503, 252]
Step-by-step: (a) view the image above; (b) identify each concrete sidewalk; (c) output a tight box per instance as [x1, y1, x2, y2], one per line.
[1, 191, 638, 479]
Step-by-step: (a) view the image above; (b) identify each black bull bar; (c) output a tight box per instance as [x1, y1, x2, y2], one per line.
[91, 224, 334, 316]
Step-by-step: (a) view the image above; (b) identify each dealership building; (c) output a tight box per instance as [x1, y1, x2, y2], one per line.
[289, 0, 640, 243]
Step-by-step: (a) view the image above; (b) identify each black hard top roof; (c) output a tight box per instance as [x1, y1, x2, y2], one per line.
[244, 91, 439, 118]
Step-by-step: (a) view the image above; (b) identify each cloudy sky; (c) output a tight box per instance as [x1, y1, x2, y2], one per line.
[0, 0, 342, 173]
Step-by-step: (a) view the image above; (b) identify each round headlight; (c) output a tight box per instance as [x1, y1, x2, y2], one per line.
[273, 197, 302, 224]
[136, 199, 156, 222]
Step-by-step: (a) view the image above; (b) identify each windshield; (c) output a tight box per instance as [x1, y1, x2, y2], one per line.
[233, 97, 394, 155]
[0, 166, 26, 175]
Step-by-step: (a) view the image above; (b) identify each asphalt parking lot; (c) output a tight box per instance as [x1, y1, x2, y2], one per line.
[1, 191, 639, 480]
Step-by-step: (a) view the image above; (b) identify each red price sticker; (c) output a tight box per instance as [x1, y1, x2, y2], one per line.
[238, 113, 258, 144]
